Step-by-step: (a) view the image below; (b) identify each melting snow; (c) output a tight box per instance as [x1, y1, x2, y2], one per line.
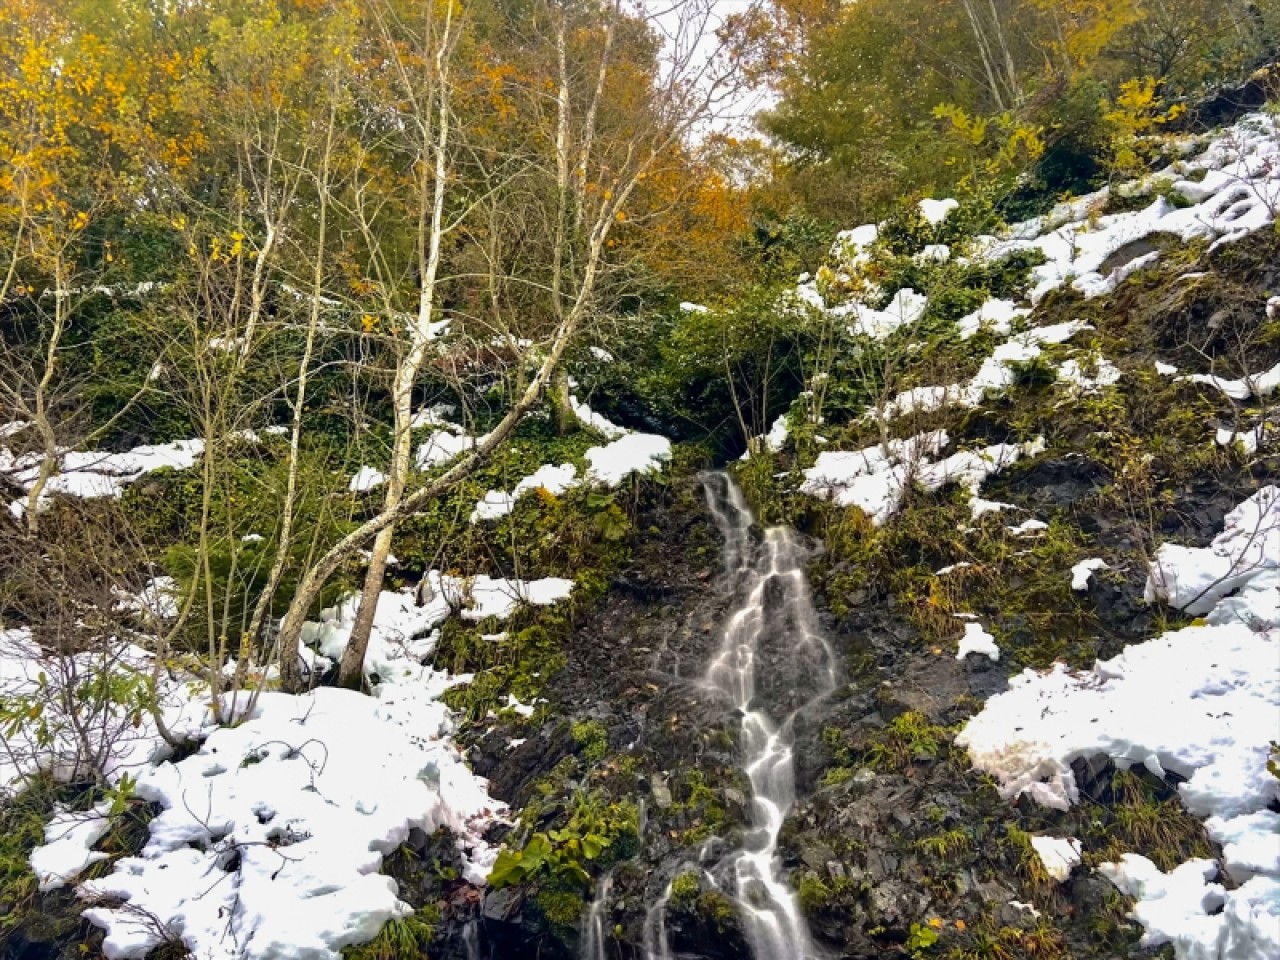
[957, 298, 1029, 340]
[1215, 425, 1270, 456]
[799, 431, 1045, 525]
[1030, 835, 1083, 882]
[919, 197, 959, 226]
[979, 115, 1280, 303]
[956, 621, 1000, 662]
[1144, 486, 1279, 615]
[349, 465, 386, 493]
[1071, 558, 1111, 591]
[876, 320, 1093, 421]
[585, 433, 672, 487]
[957, 488, 1280, 960]
[2, 439, 205, 514]
[470, 463, 578, 522]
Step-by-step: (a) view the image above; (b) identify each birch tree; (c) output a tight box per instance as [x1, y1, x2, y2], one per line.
[279, 0, 756, 690]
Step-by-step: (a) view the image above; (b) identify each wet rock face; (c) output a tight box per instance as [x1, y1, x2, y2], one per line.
[452, 474, 763, 959]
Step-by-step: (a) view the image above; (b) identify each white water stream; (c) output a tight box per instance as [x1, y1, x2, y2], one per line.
[698, 471, 836, 960]
[582, 472, 836, 960]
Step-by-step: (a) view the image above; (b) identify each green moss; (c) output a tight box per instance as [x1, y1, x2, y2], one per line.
[695, 889, 738, 933]
[533, 888, 587, 929]
[343, 907, 439, 960]
[669, 870, 700, 908]
[915, 827, 972, 860]
[865, 712, 952, 772]
[796, 873, 833, 912]
[820, 766, 854, 787]
[668, 770, 729, 843]
[571, 720, 609, 763]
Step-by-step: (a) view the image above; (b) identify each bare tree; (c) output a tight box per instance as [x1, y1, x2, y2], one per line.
[278, 0, 756, 690]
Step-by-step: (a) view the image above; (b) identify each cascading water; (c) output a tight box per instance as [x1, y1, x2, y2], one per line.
[645, 472, 835, 960]
[461, 917, 481, 960]
[582, 472, 835, 960]
[698, 471, 837, 960]
[582, 871, 614, 960]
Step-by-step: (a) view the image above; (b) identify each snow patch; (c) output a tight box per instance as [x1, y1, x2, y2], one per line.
[957, 488, 1280, 960]
[1144, 486, 1279, 615]
[1030, 835, 1082, 882]
[470, 463, 578, 522]
[956, 621, 999, 662]
[1071, 558, 1111, 591]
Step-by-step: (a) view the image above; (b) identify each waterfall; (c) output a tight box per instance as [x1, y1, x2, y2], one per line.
[582, 871, 614, 960]
[641, 878, 674, 960]
[461, 917, 481, 960]
[697, 471, 836, 960]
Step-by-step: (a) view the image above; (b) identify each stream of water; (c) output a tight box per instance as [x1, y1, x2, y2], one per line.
[581, 472, 836, 960]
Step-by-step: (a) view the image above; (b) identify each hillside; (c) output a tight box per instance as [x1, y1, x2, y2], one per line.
[1, 3, 1279, 960]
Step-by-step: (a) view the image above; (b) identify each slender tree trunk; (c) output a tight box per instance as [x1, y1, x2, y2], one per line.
[238, 91, 337, 697]
[960, 0, 1007, 112]
[24, 258, 69, 534]
[986, 0, 1021, 105]
[337, 4, 456, 689]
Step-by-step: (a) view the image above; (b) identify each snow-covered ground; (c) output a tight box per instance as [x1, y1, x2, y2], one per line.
[5, 566, 578, 960]
[957, 487, 1280, 960]
[798, 430, 1044, 524]
[1, 437, 205, 517]
[467, 395, 672, 521]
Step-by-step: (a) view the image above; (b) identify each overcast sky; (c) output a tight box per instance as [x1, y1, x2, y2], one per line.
[641, 0, 776, 136]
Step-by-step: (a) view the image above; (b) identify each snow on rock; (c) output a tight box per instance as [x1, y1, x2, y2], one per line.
[399, 572, 575, 624]
[957, 298, 1029, 340]
[798, 431, 950, 525]
[1007, 518, 1049, 537]
[415, 427, 477, 469]
[799, 431, 1045, 525]
[1057, 356, 1122, 394]
[409, 403, 457, 430]
[978, 115, 1280, 304]
[1144, 486, 1279, 615]
[82, 577, 575, 959]
[1156, 361, 1180, 376]
[585, 433, 672, 487]
[957, 489, 1280, 960]
[1071, 558, 1111, 591]
[570, 394, 628, 439]
[956, 621, 1000, 662]
[349, 465, 386, 493]
[1215, 424, 1271, 456]
[1206, 810, 1280, 884]
[742, 414, 791, 460]
[918, 437, 1046, 518]
[916, 243, 951, 263]
[764, 414, 790, 453]
[839, 287, 928, 340]
[1098, 855, 1279, 960]
[919, 197, 959, 226]
[1030, 835, 1083, 882]
[877, 320, 1093, 422]
[470, 463, 578, 522]
[1183, 361, 1280, 402]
